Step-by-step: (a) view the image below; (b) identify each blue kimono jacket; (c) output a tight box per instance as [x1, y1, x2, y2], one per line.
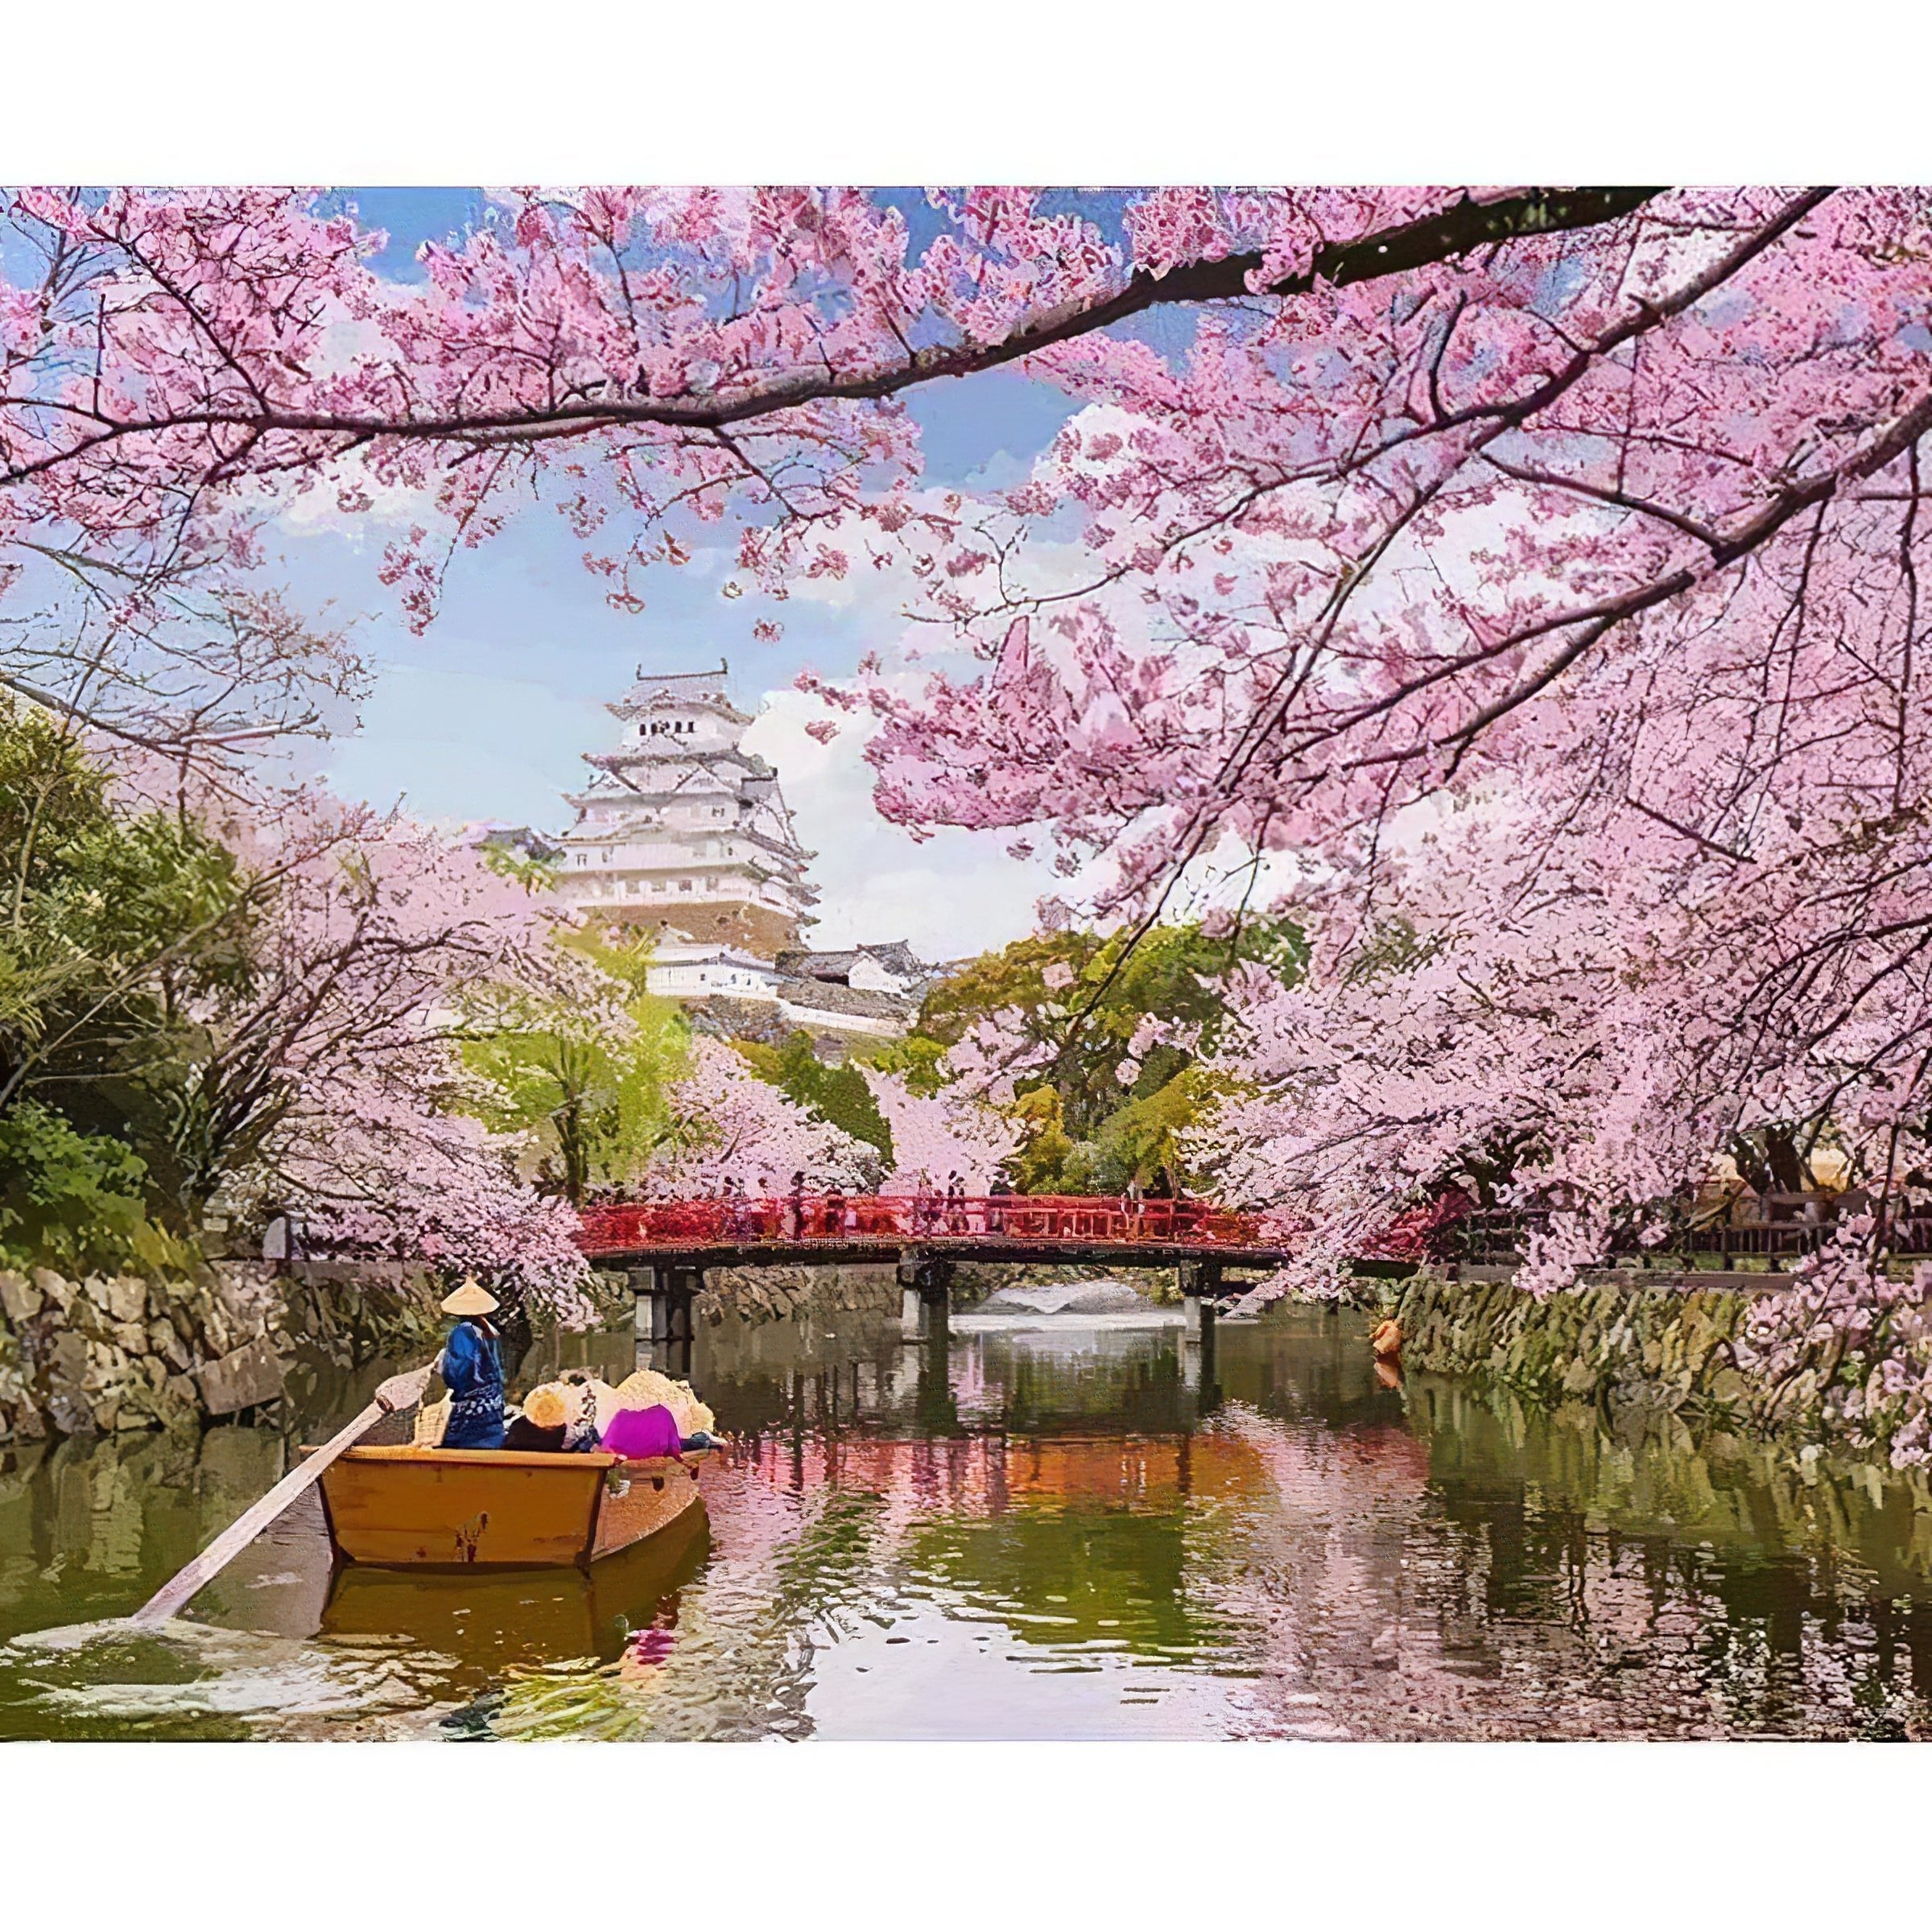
[440, 1317, 506, 1449]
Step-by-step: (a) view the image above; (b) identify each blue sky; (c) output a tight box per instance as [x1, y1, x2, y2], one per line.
[298, 189, 1119, 958]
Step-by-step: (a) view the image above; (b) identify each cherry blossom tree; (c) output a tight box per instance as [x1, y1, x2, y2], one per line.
[142, 782, 545, 1198]
[17, 184, 1932, 1359]
[861, 1067, 1020, 1192]
[647, 1036, 871, 1195]
[0, 186, 1642, 635]
[124, 771, 595, 1307]
[275, 1053, 593, 1317]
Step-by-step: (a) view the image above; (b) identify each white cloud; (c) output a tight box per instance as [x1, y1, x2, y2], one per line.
[745, 687, 1082, 960]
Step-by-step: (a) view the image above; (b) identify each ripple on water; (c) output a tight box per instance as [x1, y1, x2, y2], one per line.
[0, 1618, 460, 1740]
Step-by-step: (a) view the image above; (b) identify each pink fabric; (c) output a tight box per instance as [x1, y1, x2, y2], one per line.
[600, 1404, 683, 1460]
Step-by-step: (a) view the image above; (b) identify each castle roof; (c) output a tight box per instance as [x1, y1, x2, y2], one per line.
[776, 940, 929, 982]
[609, 658, 751, 724]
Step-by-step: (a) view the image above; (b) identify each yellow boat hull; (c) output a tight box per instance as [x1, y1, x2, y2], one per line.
[318, 1446, 707, 1571]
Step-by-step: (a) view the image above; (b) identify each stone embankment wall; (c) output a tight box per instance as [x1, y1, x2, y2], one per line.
[1393, 1269, 1842, 1430]
[1, 1255, 910, 1444]
[0, 1262, 291, 1443]
[699, 1262, 901, 1327]
[0, 1259, 452, 1445]
[699, 1252, 900, 1329]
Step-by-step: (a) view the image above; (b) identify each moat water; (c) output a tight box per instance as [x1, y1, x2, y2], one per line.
[4, 1303, 1932, 1740]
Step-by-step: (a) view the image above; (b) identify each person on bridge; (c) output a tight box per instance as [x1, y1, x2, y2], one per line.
[786, 1170, 806, 1240]
[436, 1277, 506, 1449]
[822, 1181, 845, 1236]
[988, 1169, 1012, 1234]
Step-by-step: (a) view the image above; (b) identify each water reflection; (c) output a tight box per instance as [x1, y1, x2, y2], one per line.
[2, 1305, 1932, 1739]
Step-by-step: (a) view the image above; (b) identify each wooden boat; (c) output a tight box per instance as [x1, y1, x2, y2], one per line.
[317, 1445, 708, 1572]
[320, 1502, 710, 1675]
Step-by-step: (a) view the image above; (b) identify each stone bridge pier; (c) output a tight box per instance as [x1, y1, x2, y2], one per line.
[1178, 1259, 1225, 1401]
[1178, 1258, 1222, 1337]
[630, 1263, 700, 1379]
[899, 1256, 955, 1341]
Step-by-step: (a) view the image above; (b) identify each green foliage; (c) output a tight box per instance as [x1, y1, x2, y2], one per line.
[0, 1100, 162, 1274]
[1083, 1063, 1229, 1194]
[861, 1031, 948, 1096]
[458, 927, 689, 1203]
[1344, 917, 1436, 983]
[1006, 1087, 1077, 1193]
[0, 697, 266, 1238]
[735, 1030, 894, 1161]
[907, 919, 1303, 1192]
[477, 840, 560, 894]
[918, 919, 1302, 1140]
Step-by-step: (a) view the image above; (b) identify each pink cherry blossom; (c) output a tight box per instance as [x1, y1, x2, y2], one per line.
[647, 1037, 872, 1195]
[861, 1068, 1020, 1192]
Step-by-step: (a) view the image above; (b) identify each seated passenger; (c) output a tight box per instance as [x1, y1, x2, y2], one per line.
[502, 1382, 575, 1452]
[600, 1402, 725, 1459]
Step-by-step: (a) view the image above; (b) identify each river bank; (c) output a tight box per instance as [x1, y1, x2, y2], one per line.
[1390, 1265, 1932, 1483]
[0, 1258, 915, 1445]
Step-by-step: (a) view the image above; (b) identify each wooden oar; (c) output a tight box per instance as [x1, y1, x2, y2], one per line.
[131, 1361, 436, 1627]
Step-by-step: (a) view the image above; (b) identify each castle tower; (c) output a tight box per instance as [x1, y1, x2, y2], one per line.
[552, 662, 818, 959]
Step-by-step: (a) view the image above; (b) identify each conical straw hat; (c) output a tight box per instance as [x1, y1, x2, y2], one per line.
[440, 1276, 499, 1316]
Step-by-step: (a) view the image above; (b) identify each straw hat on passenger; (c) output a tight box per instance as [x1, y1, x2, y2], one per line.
[521, 1383, 570, 1429]
[440, 1276, 498, 1317]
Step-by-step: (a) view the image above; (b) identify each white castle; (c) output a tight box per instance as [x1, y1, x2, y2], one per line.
[549, 661, 933, 1046]
[553, 662, 818, 957]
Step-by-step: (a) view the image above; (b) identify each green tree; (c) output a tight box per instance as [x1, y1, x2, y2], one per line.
[0, 698, 266, 1232]
[0, 1100, 152, 1274]
[458, 929, 689, 1203]
[1006, 1086, 1077, 1193]
[906, 919, 1303, 1191]
[734, 1030, 894, 1164]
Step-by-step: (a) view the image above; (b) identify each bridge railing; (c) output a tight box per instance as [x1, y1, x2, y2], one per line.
[576, 1194, 1264, 1254]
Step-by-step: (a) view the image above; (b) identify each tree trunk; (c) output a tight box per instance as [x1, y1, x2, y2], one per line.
[1764, 1125, 1808, 1195]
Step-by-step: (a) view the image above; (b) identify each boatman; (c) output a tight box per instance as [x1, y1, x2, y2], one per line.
[438, 1276, 506, 1449]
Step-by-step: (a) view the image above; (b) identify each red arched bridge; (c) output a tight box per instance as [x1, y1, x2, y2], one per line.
[576, 1192, 1348, 1353]
[574, 1187, 1913, 1319]
[576, 1192, 1455, 1335]
[576, 1192, 1325, 1270]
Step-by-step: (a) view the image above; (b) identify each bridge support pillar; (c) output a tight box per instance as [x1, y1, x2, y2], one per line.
[633, 1264, 701, 1374]
[1181, 1317, 1219, 1407]
[1179, 1259, 1222, 1338]
[899, 1256, 954, 1341]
